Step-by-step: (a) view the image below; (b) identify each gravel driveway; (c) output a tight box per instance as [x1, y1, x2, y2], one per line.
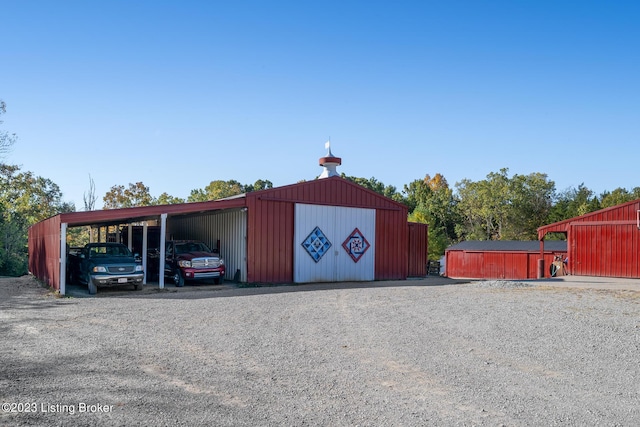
[1, 276, 639, 426]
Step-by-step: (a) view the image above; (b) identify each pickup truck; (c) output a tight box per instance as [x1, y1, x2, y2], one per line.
[68, 243, 144, 295]
[164, 240, 225, 286]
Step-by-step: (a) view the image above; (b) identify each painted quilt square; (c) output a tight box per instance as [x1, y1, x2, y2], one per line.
[342, 228, 370, 263]
[302, 226, 332, 263]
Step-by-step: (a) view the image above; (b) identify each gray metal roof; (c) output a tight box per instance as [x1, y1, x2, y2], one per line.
[446, 240, 567, 252]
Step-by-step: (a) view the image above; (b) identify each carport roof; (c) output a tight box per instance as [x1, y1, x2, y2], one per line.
[56, 196, 247, 227]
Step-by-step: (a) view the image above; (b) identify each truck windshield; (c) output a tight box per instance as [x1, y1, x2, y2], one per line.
[90, 245, 131, 257]
[175, 242, 211, 254]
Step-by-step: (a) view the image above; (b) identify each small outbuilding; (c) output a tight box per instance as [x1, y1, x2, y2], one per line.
[537, 199, 640, 278]
[445, 240, 567, 280]
[29, 145, 429, 294]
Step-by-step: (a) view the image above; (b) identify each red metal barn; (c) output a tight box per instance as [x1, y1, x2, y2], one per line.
[538, 199, 640, 278]
[244, 177, 411, 283]
[29, 176, 425, 294]
[445, 240, 567, 280]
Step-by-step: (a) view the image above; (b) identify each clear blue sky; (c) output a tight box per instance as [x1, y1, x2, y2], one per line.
[1, 0, 638, 210]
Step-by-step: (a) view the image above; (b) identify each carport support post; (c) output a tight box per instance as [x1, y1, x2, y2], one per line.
[142, 222, 148, 284]
[127, 224, 133, 251]
[59, 222, 67, 296]
[159, 213, 167, 289]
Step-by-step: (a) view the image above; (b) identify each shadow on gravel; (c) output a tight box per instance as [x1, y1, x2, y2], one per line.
[79, 276, 471, 300]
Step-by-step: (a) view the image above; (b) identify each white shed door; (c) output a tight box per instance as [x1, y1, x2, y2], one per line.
[294, 204, 375, 283]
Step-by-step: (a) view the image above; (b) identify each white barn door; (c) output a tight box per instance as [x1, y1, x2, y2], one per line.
[294, 204, 375, 283]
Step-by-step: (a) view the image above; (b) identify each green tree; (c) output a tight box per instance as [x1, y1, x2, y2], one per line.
[547, 183, 601, 223]
[455, 170, 511, 241]
[156, 192, 186, 205]
[0, 164, 73, 224]
[187, 180, 245, 202]
[340, 174, 405, 203]
[405, 173, 459, 259]
[0, 164, 73, 275]
[0, 100, 17, 157]
[244, 179, 273, 193]
[599, 187, 640, 209]
[103, 182, 155, 209]
[454, 178, 487, 240]
[503, 172, 555, 240]
[455, 168, 555, 241]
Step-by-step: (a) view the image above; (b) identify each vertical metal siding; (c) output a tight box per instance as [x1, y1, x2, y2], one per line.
[375, 209, 408, 280]
[571, 222, 640, 278]
[446, 250, 561, 279]
[247, 177, 408, 283]
[294, 204, 375, 283]
[168, 209, 248, 282]
[246, 198, 294, 284]
[540, 200, 640, 278]
[28, 216, 61, 290]
[407, 222, 428, 277]
[484, 252, 503, 279]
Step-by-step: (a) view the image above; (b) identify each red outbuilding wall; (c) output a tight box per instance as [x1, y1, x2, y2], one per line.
[445, 241, 567, 280]
[538, 199, 640, 279]
[28, 215, 61, 290]
[446, 250, 561, 279]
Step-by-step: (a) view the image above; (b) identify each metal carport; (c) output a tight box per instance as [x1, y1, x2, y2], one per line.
[28, 197, 247, 295]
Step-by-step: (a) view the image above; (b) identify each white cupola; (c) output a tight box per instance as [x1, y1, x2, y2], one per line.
[319, 140, 342, 178]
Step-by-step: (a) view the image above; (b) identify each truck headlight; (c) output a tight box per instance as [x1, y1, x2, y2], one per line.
[178, 260, 191, 268]
[135, 265, 143, 272]
[219, 259, 225, 266]
[92, 266, 107, 273]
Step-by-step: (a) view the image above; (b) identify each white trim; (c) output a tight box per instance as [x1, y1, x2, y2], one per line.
[127, 224, 133, 250]
[60, 223, 67, 296]
[142, 222, 148, 284]
[159, 214, 167, 289]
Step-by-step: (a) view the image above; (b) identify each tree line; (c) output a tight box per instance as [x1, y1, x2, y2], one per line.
[100, 170, 640, 260]
[1, 99, 639, 275]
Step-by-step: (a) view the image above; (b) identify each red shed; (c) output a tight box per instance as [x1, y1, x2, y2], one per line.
[445, 240, 567, 280]
[538, 199, 640, 278]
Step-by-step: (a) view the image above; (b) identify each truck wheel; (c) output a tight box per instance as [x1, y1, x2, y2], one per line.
[87, 274, 97, 295]
[214, 277, 221, 285]
[134, 283, 143, 291]
[173, 271, 184, 287]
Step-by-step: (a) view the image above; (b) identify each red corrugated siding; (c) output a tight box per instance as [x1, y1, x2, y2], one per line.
[446, 250, 560, 279]
[246, 177, 408, 283]
[246, 197, 294, 283]
[375, 209, 408, 280]
[570, 222, 640, 278]
[538, 199, 640, 278]
[407, 222, 428, 277]
[28, 216, 61, 290]
[29, 176, 411, 288]
[539, 199, 640, 239]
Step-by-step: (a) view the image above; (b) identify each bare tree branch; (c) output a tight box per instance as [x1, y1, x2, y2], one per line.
[83, 174, 97, 211]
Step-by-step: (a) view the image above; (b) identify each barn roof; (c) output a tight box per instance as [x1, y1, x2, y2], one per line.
[55, 197, 247, 228]
[537, 198, 640, 239]
[36, 176, 406, 229]
[446, 240, 567, 252]
[246, 176, 408, 212]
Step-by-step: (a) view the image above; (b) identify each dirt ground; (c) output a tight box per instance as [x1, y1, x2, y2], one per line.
[1, 275, 639, 426]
